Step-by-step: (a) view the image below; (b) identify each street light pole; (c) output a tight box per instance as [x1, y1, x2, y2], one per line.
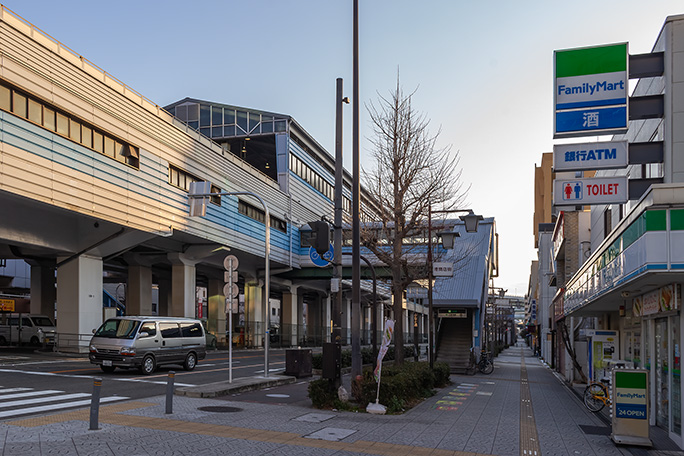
[351, 0, 361, 380]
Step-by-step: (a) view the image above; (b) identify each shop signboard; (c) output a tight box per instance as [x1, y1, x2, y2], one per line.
[433, 262, 454, 277]
[611, 369, 651, 446]
[634, 284, 680, 316]
[554, 140, 628, 171]
[0, 299, 14, 312]
[553, 176, 628, 206]
[554, 43, 628, 138]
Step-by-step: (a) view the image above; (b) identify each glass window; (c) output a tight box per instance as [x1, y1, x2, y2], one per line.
[0, 85, 9, 111]
[212, 106, 222, 126]
[261, 121, 273, 133]
[224, 109, 235, 125]
[140, 322, 156, 337]
[275, 120, 286, 132]
[28, 99, 41, 124]
[249, 112, 260, 133]
[43, 107, 55, 131]
[200, 104, 210, 127]
[115, 141, 125, 160]
[81, 126, 92, 148]
[188, 121, 198, 130]
[236, 111, 248, 133]
[186, 104, 198, 122]
[211, 127, 223, 138]
[181, 322, 202, 337]
[56, 113, 69, 136]
[12, 92, 27, 118]
[200, 127, 210, 137]
[175, 104, 187, 121]
[94, 319, 141, 339]
[159, 322, 181, 338]
[69, 119, 81, 142]
[104, 136, 115, 157]
[223, 125, 235, 137]
[93, 130, 103, 153]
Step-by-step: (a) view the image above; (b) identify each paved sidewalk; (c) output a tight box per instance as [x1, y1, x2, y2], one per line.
[1, 344, 683, 455]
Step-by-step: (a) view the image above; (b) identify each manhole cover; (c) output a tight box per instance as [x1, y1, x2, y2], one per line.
[198, 406, 243, 413]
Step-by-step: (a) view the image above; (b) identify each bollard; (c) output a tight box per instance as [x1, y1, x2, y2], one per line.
[166, 371, 175, 414]
[89, 377, 102, 430]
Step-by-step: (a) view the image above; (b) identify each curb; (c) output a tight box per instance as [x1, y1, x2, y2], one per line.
[175, 374, 297, 398]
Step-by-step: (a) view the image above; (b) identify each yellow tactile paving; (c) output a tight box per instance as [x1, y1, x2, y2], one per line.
[5, 400, 495, 456]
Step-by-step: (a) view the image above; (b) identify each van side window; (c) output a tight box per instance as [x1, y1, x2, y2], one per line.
[22, 318, 33, 327]
[181, 322, 202, 337]
[159, 323, 181, 338]
[140, 322, 156, 337]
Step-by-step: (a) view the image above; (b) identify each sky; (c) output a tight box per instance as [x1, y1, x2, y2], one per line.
[3, 0, 683, 296]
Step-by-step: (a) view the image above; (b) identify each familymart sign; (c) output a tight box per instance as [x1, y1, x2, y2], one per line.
[554, 43, 628, 138]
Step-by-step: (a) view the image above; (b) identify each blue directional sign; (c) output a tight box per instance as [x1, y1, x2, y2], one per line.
[309, 244, 333, 267]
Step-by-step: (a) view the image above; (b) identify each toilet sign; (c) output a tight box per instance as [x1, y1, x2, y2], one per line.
[553, 176, 628, 206]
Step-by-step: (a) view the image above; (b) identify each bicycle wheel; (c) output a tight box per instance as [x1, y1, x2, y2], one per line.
[479, 360, 494, 375]
[583, 383, 607, 412]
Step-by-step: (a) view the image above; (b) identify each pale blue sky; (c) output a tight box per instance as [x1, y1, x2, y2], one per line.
[3, 1, 683, 295]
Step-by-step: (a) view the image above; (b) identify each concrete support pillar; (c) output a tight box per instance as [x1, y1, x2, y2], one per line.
[167, 253, 198, 318]
[29, 263, 55, 317]
[245, 281, 263, 348]
[55, 255, 103, 353]
[158, 279, 170, 316]
[282, 286, 299, 347]
[208, 278, 226, 346]
[305, 295, 317, 343]
[127, 265, 153, 316]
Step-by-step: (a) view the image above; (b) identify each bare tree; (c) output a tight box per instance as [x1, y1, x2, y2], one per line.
[361, 75, 468, 365]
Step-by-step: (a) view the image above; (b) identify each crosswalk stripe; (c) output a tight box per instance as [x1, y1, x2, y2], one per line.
[0, 396, 128, 419]
[0, 389, 63, 400]
[0, 387, 33, 394]
[0, 393, 91, 409]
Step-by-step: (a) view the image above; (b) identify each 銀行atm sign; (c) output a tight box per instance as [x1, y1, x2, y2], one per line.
[554, 42, 628, 138]
[553, 176, 628, 206]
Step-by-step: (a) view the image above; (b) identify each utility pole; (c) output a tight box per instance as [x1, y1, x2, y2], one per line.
[351, 0, 361, 379]
[333, 77, 345, 388]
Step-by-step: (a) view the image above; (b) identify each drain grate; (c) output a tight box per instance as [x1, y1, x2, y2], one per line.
[198, 406, 243, 413]
[578, 424, 610, 435]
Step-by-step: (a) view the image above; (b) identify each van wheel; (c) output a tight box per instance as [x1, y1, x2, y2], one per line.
[140, 355, 156, 375]
[30, 336, 40, 346]
[183, 352, 197, 371]
[100, 365, 116, 373]
[0, 336, 6, 345]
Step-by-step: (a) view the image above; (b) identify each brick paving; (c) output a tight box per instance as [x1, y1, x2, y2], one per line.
[1, 344, 682, 455]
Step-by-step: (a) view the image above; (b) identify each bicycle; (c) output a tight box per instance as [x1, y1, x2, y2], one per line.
[467, 349, 494, 375]
[583, 380, 611, 412]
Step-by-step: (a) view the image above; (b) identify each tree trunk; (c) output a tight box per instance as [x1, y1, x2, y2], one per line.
[392, 270, 404, 365]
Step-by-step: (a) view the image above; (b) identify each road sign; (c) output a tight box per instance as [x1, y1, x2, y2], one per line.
[309, 244, 333, 268]
[554, 43, 628, 138]
[223, 255, 239, 271]
[226, 297, 238, 313]
[223, 283, 239, 298]
[554, 140, 628, 171]
[553, 176, 628, 206]
[224, 271, 238, 283]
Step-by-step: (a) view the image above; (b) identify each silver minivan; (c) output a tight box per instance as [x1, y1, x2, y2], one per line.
[89, 316, 207, 375]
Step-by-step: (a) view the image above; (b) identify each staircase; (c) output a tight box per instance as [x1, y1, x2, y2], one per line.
[435, 317, 472, 374]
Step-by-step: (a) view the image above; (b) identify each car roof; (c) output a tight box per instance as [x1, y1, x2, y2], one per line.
[106, 316, 200, 322]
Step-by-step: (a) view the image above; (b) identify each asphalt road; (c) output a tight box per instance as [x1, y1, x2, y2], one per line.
[0, 347, 288, 420]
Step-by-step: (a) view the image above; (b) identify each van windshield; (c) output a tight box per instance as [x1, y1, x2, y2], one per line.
[32, 317, 54, 326]
[94, 319, 141, 339]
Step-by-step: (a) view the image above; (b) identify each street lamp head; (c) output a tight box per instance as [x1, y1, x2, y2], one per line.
[437, 230, 460, 249]
[460, 212, 483, 233]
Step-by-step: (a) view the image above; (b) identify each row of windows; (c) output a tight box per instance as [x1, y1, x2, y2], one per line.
[290, 152, 352, 213]
[168, 165, 221, 205]
[238, 199, 287, 233]
[0, 80, 140, 169]
[169, 103, 287, 139]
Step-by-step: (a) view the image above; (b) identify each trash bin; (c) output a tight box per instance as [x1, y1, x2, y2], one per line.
[284, 348, 312, 378]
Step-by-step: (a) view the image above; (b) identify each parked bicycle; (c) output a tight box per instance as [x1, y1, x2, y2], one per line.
[467, 349, 494, 375]
[583, 380, 611, 412]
